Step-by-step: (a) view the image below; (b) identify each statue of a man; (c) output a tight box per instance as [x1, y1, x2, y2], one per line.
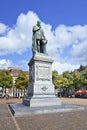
[32, 21, 47, 54]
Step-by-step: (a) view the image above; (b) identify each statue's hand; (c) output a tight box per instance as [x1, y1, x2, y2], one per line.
[42, 39, 47, 44]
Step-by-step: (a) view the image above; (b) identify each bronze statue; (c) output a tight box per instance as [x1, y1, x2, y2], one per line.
[32, 21, 47, 54]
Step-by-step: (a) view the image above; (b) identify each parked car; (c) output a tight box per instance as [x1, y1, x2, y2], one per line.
[75, 90, 87, 98]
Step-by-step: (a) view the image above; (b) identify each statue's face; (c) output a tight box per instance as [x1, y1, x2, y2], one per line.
[37, 21, 41, 27]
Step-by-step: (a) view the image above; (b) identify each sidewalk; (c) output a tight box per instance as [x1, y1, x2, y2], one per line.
[0, 103, 17, 130]
[0, 98, 87, 130]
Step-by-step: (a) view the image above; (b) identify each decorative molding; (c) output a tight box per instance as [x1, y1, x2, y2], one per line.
[41, 86, 48, 91]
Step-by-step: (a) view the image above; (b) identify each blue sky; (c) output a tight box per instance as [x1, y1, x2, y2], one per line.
[0, 0, 87, 73]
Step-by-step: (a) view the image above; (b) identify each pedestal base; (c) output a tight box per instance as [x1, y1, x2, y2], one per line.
[23, 95, 61, 107]
[9, 103, 84, 117]
[23, 54, 61, 107]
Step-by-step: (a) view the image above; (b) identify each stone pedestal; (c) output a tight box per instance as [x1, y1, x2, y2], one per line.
[23, 54, 61, 107]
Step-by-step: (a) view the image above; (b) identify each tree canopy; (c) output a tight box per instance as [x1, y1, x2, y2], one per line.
[0, 70, 13, 89]
[15, 72, 29, 89]
[52, 66, 87, 93]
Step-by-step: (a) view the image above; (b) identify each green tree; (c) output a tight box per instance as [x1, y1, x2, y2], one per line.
[56, 74, 69, 96]
[52, 70, 59, 89]
[63, 71, 73, 87]
[72, 70, 81, 90]
[56, 75, 65, 88]
[0, 70, 13, 95]
[15, 73, 29, 97]
[63, 71, 74, 96]
[81, 68, 87, 89]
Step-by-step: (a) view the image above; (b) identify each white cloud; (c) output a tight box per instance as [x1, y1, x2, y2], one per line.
[0, 23, 8, 34]
[0, 10, 87, 72]
[46, 24, 87, 65]
[0, 11, 40, 55]
[52, 61, 80, 74]
[41, 24, 87, 65]
[71, 40, 87, 64]
[0, 59, 12, 69]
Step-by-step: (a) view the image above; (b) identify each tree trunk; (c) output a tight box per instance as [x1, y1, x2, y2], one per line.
[5, 87, 6, 95]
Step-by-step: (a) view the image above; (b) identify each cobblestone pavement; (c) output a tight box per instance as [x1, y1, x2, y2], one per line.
[0, 98, 87, 130]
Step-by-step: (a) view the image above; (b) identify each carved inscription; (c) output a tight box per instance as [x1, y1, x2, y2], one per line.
[37, 65, 50, 80]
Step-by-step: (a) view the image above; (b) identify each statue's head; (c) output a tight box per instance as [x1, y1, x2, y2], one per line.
[37, 21, 41, 27]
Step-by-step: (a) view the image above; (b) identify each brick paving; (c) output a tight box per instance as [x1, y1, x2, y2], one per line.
[0, 97, 87, 130]
[0, 98, 22, 104]
[0, 103, 17, 130]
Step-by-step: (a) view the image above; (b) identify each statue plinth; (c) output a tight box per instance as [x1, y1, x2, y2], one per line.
[23, 21, 61, 107]
[23, 54, 61, 107]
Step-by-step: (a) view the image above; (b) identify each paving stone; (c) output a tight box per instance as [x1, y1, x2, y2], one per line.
[0, 98, 87, 130]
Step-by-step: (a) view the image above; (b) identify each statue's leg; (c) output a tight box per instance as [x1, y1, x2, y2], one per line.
[44, 44, 46, 53]
[37, 40, 40, 52]
[35, 39, 38, 52]
[40, 41, 43, 53]
[34, 39, 36, 52]
[42, 43, 46, 54]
